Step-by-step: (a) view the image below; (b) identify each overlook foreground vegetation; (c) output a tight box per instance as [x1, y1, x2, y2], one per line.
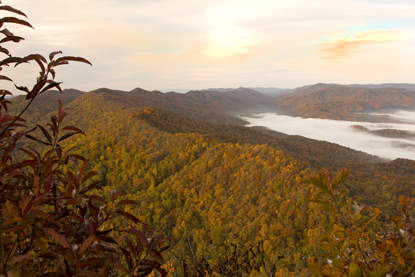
[2, 2, 415, 276]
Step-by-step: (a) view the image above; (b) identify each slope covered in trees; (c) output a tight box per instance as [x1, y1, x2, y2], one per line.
[273, 86, 415, 121]
[10, 87, 415, 275]
[8, 89, 85, 123]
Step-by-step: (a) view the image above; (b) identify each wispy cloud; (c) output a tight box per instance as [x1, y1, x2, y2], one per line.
[320, 31, 410, 59]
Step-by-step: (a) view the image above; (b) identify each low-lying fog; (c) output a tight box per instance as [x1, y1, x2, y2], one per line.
[241, 110, 415, 160]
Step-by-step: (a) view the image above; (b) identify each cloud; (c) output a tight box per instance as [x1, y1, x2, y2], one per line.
[320, 31, 410, 59]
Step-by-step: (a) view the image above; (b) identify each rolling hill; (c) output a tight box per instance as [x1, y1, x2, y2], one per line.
[273, 86, 415, 121]
[10, 84, 415, 274]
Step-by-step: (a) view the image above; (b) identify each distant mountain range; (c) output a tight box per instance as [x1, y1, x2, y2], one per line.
[272, 86, 415, 122]
[203, 83, 415, 122]
[12, 83, 415, 125]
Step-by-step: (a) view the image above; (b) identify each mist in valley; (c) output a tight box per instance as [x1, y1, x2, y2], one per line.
[241, 110, 415, 160]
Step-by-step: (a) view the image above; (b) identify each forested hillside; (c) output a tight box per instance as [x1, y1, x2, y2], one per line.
[10, 87, 415, 275]
[273, 86, 415, 121]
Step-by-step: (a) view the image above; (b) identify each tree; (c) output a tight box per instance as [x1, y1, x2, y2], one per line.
[0, 2, 168, 276]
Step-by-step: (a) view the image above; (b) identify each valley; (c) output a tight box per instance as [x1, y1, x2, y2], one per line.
[9, 82, 415, 274]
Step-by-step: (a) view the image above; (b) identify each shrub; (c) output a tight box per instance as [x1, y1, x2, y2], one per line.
[0, 3, 168, 276]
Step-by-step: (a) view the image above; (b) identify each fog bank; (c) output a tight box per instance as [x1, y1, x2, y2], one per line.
[241, 110, 415, 160]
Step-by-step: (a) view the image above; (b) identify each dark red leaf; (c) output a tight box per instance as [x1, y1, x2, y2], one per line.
[26, 78, 47, 99]
[0, 57, 23, 66]
[79, 181, 102, 195]
[40, 81, 62, 94]
[78, 159, 90, 179]
[0, 35, 24, 43]
[49, 68, 56, 79]
[55, 145, 62, 160]
[57, 131, 80, 142]
[16, 159, 38, 169]
[70, 212, 84, 223]
[115, 199, 138, 207]
[147, 249, 164, 264]
[136, 269, 153, 277]
[50, 60, 69, 68]
[28, 146, 42, 160]
[37, 124, 52, 143]
[78, 235, 96, 256]
[78, 258, 127, 272]
[121, 229, 149, 247]
[57, 100, 66, 124]
[0, 89, 12, 95]
[0, 75, 12, 81]
[0, 6, 28, 18]
[0, 46, 9, 56]
[25, 134, 51, 146]
[81, 171, 98, 184]
[49, 50, 62, 61]
[55, 56, 92, 66]
[66, 199, 81, 206]
[97, 235, 118, 244]
[21, 195, 34, 216]
[90, 195, 107, 205]
[67, 171, 78, 184]
[120, 247, 133, 270]
[8, 254, 32, 266]
[62, 126, 84, 133]
[14, 84, 29, 93]
[14, 54, 47, 71]
[110, 190, 124, 202]
[0, 29, 14, 37]
[68, 154, 86, 164]
[30, 210, 58, 225]
[46, 228, 73, 251]
[1, 17, 33, 28]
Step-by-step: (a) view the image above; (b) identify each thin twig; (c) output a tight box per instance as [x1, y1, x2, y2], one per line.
[0, 97, 35, 138]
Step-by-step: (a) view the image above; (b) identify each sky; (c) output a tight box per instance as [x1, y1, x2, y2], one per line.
[2, 0, 415, 93]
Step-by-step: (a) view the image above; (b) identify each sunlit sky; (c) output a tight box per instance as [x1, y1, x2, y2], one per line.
[3, 0, 415, 93]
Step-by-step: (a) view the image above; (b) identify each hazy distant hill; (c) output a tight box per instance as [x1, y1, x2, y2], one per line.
[186, 87, 271, 108]
[8, 89, 85, 123]
[274, 82, 415, 99]
[273, 86, 415, 121]
[122, 87, 270, 124]
[246, 87, 290, 96]
[348, 83, 415, 92]
[285, 83, 343, 97]
[18, 87, 269, 127]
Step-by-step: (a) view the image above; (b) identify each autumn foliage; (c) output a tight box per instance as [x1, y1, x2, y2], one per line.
[0, 3, 168, 277]
[304, 169, 415, 276]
